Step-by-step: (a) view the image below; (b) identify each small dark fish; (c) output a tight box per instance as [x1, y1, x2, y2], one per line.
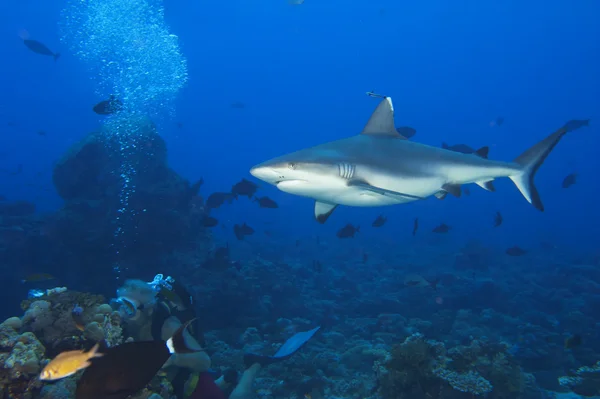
[495, 116, 504, 126]
[37, 130, 46, 136]
[295, 239, 300, 247]
[206, 192, 235, 209]
[93, 95, 123, 115]
[75, 320, 198, 399]
[255, 196, 278, 208]
[412, 217, 419, 236]
[564, 334, 582, 349]
[493, 211, 503, 227]
[562, 119, 589, 133]
[562, 173, 577, 189]
[372, 215, 386, 227]
[234, 223, 254, 240]
[312, 260, 322, 272]
[23, 39, 60, 61]
[336, 224, 359, 238]
[362, 253, 368, 264]
[366, 91, 386, 98]
[231, 178, 258, 198]
[506, 246, 527, 256]
[441, 143, 489, 158]
[230, 101, 245, 109]
[395, 126, 416, 138]
[176, 122, 183, 128]
[202, 216, 219, 227]
[432, 223, 451, 233]
[462, 186, 470, 196]
[22, 273, 55, 283]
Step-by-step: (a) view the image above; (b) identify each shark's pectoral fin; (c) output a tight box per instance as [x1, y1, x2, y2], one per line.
[434, 191, 448, 200]
[441, 183, 462, 198]
[314, 201, 338, 224]
[361, 97, 407, 139]
[348, 180, 424, 201]
[475, 180, 496, 192]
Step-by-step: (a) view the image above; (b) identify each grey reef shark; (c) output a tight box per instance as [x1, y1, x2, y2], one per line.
[250, 96, 585, 223]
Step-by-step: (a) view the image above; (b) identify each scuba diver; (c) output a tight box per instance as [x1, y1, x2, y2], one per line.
[112, 275, 320, 399]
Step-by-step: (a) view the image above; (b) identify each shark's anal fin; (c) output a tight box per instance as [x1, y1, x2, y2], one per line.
[348, 180, 424, 200]
[314, 201, 338, 224]
[441, 183, 462, 198]
[361, 97, 407, 139]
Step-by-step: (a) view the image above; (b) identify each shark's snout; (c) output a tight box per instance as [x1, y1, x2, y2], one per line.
[250, 165, 280, 184]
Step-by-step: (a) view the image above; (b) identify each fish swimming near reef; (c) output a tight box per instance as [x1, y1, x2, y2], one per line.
[255, 196, 278, 208]
[562, 173, 577, 189]
[412, 217, 419, 236]
[432, 223, 451, 233]
[441, 143, 489, 159]
[506, 246, 527, 256]
[372, 214, 386, 227]
[232, 178, 258, 198]
[250, 97, 582, 223]
[39, 343, 103, 380]
[336, 223, 359, 238]
[234, 223, 254, 240]
[205, 192, 235, 209]
[75, 320, 199, 399]
[395, 126, 416, 138]
[493, 211, 503, 227]
[23, 39, 60, 61]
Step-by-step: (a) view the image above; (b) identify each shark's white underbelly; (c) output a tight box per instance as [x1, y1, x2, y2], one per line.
[276, 175, 445, 207]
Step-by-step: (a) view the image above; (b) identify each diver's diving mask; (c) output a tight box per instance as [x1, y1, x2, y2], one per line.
[114, 296, 142, 321]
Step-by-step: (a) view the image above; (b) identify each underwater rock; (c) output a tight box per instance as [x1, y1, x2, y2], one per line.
[46, 118, 212, 288]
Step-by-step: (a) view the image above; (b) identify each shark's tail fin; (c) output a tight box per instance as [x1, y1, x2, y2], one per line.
[508, 127, 569, 211]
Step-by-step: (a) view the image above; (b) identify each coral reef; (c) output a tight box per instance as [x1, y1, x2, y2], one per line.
[378, 333, 537, 399]
[559, 361, 600, 397]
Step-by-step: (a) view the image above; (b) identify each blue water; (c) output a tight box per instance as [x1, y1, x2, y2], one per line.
[0, 1, 599, 398]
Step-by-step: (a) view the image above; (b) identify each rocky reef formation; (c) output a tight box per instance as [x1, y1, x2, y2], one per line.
[559, 361, 600, 397]
[377, 333, 542, 399]
[49, 117, 210, 287]
[0, 118, 212, 317]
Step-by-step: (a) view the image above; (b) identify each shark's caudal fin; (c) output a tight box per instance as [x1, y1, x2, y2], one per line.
[508, 127, 570, 211]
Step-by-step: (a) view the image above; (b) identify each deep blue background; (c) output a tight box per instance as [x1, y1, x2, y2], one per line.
[1, 0, 598, 254]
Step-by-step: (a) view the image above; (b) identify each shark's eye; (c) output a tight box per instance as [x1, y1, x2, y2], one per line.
[288, 163, 296, 170]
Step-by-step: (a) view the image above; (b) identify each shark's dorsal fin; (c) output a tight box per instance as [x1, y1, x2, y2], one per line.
[314, 201, 338, 224]
[361, 97, 407, 139]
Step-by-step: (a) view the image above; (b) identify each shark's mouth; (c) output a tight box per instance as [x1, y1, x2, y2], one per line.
[276, 180, 307, 187]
